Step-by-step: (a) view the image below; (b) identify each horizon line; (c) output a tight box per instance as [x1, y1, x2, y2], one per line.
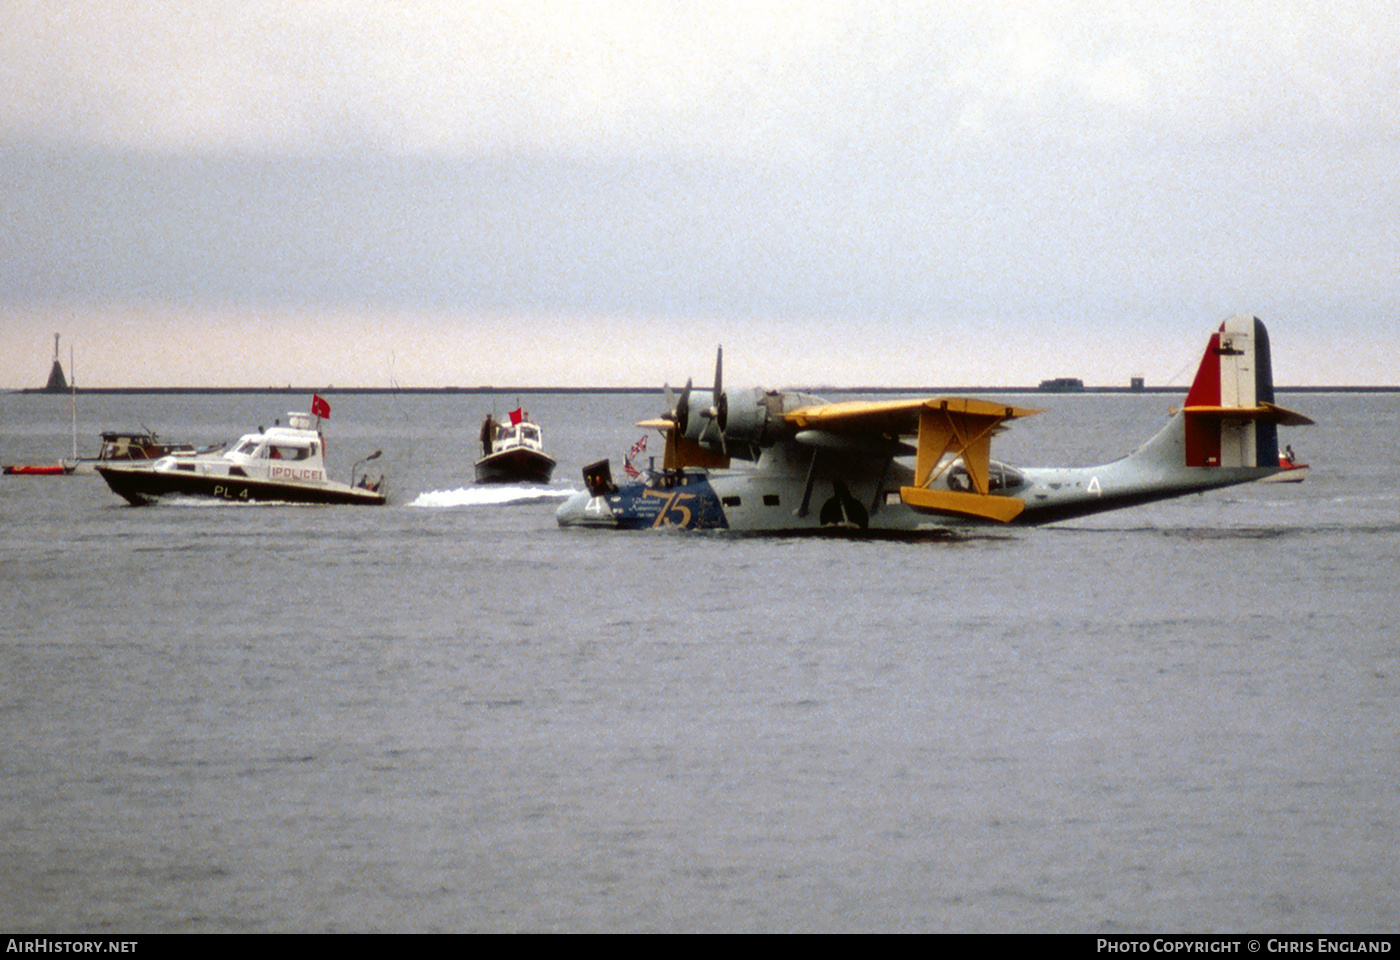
[11, 384, 1396, 396]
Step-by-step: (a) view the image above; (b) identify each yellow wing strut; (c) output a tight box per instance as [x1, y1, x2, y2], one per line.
[900, 398, 1038, 523]
[783, 396, 1037, 523]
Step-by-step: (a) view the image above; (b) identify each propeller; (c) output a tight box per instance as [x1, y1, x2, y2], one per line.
[696, 346, 727, 451]
[645, 347, 734, 471]
[676, 378, 692, 435]
[655, 347, 725, 453]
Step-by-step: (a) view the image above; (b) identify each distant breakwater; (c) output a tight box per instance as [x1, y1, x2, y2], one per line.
[12, 384, 1395, 396]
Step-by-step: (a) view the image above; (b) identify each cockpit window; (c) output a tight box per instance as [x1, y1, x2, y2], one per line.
[947, 460, 1025, 492]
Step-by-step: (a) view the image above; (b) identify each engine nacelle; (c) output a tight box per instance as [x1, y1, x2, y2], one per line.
[682, 387, 826, 462]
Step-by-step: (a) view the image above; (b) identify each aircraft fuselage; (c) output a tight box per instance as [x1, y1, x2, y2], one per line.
[555, 441, 1273, 534]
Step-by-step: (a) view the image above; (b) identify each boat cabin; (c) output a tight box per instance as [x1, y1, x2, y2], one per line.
[492, 420, 544, 453]
[481, 412, 544, 455]
[230, 435, 320, 462]
[97, 431, 197, 461]
[222, 417, 327, 475]
[147, 413, 330, 485]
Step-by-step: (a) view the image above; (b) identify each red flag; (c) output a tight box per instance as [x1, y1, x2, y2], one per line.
[311, 394, 331, 419]
[508, 407, 523, 426]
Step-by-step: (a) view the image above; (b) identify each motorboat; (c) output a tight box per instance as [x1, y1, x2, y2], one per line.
[64, 430, 215, 475]
[5, 432, 209, 476]
[475, 410, 556, 484]
[96, 409, 386, 506]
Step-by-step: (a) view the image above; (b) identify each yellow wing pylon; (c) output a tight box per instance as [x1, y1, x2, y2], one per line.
[636, 418, 731, 471]
[900, 398, 1039, 523]
[783, 396, 1039, 523]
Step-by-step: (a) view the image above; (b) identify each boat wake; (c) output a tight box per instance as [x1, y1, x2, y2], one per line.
[410, 485, 577, 508]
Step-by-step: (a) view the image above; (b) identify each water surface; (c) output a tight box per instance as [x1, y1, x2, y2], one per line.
[1, 390, 1395, 932]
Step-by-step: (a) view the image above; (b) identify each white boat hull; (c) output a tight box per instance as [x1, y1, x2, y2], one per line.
[97, 463, 386, 506]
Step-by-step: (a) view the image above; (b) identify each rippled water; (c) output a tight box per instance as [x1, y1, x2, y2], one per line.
[1, 389, 1396, 932]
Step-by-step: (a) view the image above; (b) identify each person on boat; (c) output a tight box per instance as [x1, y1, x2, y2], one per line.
[1284, 444, 1297, 466]
[480, 415, 497, 455]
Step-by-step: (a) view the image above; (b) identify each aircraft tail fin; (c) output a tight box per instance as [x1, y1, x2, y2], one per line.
[1124, 316, 1312, 473]
[1175, 315, 1311, 469]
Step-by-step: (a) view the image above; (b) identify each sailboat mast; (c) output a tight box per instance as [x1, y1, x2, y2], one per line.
[70, 341, 77, 459]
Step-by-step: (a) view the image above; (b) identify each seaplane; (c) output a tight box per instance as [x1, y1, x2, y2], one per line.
[556, 315, 1313, 534]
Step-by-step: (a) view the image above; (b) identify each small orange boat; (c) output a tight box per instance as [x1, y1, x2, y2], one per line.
[3, 463, 73, 476]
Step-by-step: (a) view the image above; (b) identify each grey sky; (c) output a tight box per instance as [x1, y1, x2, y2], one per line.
[3, 1, 1396, 388]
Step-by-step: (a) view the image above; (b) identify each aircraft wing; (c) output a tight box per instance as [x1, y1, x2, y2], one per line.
[784, 397, 1038, 436]
[785, 397, 1041, 522]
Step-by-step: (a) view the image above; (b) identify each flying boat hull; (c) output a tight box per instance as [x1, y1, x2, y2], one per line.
[556, 459, 1276, 534]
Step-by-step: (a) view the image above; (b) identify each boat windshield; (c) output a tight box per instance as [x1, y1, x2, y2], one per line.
[231, 435, 318, 460]
[265, 444, 312, 461]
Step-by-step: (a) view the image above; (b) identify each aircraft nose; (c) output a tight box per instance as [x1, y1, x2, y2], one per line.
[555, 490, 609, 527]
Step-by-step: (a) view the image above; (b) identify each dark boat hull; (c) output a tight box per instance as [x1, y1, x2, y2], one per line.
[474, 448, 556, 484]
[96, 466, 386, 506]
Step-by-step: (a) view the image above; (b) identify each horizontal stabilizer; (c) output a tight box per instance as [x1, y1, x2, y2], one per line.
[1183, 402, 1314, 427]
[900, 486, 1025, 523]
